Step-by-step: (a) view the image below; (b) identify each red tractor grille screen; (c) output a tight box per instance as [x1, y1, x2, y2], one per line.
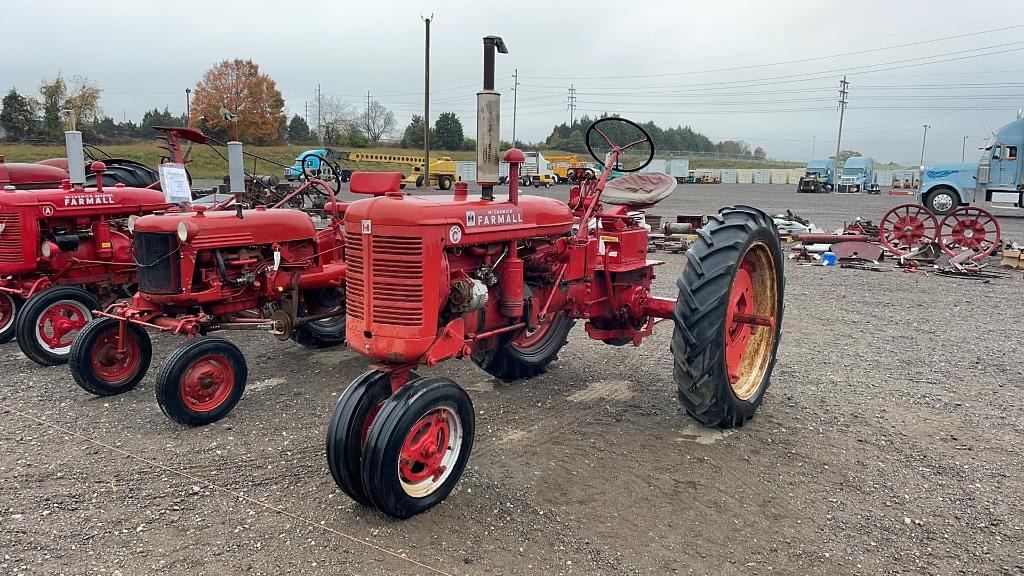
[0, 214, 22, 263]
[346, 233, 424, 327]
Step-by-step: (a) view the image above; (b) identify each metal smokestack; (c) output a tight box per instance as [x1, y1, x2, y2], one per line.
[476, 36, 507, 200]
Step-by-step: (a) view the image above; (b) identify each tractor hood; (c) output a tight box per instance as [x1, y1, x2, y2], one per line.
[344, 193, 575, 243]
[134, 207, 316, 249]
[0, 159, 68, 189]
[0, 184, 172, 217]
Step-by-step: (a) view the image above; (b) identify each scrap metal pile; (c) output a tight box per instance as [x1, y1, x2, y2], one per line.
[775, 203, 1018, 280]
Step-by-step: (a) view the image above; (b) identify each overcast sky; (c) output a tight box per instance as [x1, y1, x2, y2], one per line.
[8, 0, 1024, 164]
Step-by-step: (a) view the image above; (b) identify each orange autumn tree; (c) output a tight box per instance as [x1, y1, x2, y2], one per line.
[190, 59, 286, 144]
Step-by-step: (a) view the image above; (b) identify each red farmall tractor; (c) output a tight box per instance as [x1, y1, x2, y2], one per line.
[65, 173, 372, 426]
[0, 162, 173, 364]
[323, 37, 786, 519]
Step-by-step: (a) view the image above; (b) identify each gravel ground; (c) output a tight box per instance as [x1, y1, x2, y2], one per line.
[2, 184, 1023, 575]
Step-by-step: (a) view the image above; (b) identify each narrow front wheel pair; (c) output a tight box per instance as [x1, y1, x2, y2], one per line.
[326, 372, 474, 519]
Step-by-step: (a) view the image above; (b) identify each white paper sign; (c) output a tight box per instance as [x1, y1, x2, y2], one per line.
[158, 163, 192, 203]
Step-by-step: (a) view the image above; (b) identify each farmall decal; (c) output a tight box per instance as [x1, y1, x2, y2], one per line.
[64, 193, 116, 207]
[464, 207, 523, 227]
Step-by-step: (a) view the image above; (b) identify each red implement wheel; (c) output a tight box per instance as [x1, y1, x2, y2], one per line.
[938, 206, 1001, 260]
[70, 318, 152, 396]
[15, 286, 100, 366]
[361, 376, 474, 519]
[879, 203, 939, 256]
[673, 206, 784, 427]
[155, 338, 247, 426]
[0, 293, 21, 344]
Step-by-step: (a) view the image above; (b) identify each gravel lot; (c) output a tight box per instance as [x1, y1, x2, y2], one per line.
[2, 183, 1023, 575]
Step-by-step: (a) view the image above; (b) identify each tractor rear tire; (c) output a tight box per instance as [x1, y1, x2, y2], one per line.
[70, 318, 152, 396]
[293, 288, 347, 348]
[326, 370, 397, 507]
[155, 337, 247, 426]
[672, 205, 784, 428]
[85, 159, 160, 188]
[471, 311, 574, 381]
[16, 286, 100, 366]
[0, 293, 21, 344]
[361, 376, 474, 519]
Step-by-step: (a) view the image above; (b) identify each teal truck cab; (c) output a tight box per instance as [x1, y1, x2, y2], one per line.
[919, 116, 1024, 215]
[797, 159, 835, 193]
[837, 157, 879, 194]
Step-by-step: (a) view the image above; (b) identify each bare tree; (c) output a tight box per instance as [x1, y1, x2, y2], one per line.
[361, 100, 396, 144]
[318, 96, 359, 145]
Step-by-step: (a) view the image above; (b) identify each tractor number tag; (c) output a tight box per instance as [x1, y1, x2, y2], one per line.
[361, 220, 372, 235]
[449, 225, 463, 244]
[41, 206, 54, 216]
[64, 193, 116, 207]
[464, 207, 523, 227]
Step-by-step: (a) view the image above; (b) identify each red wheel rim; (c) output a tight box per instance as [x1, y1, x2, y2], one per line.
[938, 207, 1001, 259]
[90, 324, 142, 383]
[35, 300, 91, 352]
[179, 354, 236, 413]
[0, 294, 14, 333]
[398, 406, 463, 498]
[513, 319, 555, 349]
[724, 242, 779, 400]
[879, 203, 938, 256]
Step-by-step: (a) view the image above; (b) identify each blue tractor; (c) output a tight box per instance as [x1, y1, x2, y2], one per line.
[284, 148, 350, 183]
[919, 115, 1024, 215]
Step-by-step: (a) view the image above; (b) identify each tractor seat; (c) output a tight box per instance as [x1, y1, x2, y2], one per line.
[602, 172, 677, 207]
[350, 171, 402, 195]
[322, 201, 349, 216]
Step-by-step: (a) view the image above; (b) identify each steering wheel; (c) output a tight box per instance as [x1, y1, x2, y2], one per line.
[585, 117, 655, 173]
[301, 153, 342, 193]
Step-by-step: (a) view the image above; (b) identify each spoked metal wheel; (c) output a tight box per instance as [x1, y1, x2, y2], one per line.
[155, 338, 248, 426]
[879, 203, 939, 256]
[70, 318, 152, 396]
[938, 206, 1001, 260]
[0, 293, 20, 343]
[361, 376, 475, 519]
[15, 286, 100, 366]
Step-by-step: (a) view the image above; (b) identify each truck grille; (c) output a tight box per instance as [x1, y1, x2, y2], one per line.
[134, 232, 180, 294]
[0, 214, 21, 263]
[346, 234, 424, 327]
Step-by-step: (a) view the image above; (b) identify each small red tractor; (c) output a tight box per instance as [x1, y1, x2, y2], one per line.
[0, 162, 173, 364]
[324, 36, 785, 519]
[65, 174, 375, 425]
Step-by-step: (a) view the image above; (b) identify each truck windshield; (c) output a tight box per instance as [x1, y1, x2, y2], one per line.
[843, 168, 865, 175]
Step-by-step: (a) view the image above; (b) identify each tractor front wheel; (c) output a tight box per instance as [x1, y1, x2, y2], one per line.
[672, 205, 784, 428]
[15, 286, 100, 366]
[471, 311, 574, 381]
[361, 376, 474, 519]
[0, 293, 21, 344]
[70, 318, 152, 396]
[326, 370, 407, 507]
[155, 338, 247, 426]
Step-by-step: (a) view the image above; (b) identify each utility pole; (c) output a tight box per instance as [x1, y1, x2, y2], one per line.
[811, 135, 816, 159]
[567, 84, 577, 126]
[962, 135, 968, 162]
[316, 84, 322, 143]
[185, 88, 191, 125]
[919, 124, 930, 170]
[304, 101, 308, 127]
[366, 90, 372, 135]
[834, 76, 848, 169]
[512, 68, 519, 146]
[422, 14, 432, 188]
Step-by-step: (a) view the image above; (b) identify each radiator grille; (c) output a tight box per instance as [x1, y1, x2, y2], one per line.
[346, 233, 424, 327]
[135, 232, 180, 294]
[0, 214, 22, 263]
